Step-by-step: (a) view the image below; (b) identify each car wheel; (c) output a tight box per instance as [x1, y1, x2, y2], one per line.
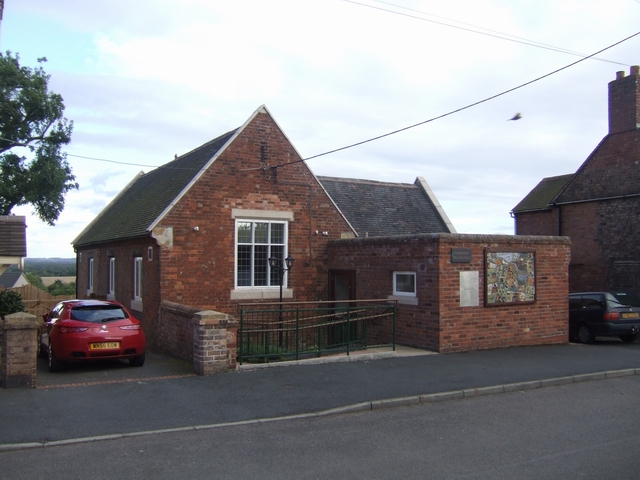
[48, 340, 64, 372]
[620, 333, 637, 343]
[577, 323, 594, 344]
[129, 352, 145, 367]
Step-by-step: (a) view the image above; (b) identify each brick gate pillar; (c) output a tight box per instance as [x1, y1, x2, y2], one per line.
[192, 310, 238, 375]
[1, 312, 38, 388]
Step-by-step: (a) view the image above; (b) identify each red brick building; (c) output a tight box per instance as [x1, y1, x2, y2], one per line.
[328, 234, 570, 353]
[74, 106, 570, 355]
[513, 66, 640, 295]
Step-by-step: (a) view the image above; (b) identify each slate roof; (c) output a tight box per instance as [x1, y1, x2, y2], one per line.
[318, 176, 452, 237]
[73, 106, 454, 247]
[0, 271, 27, 288]
[74, 129, 237, 247]
[511, 174, 574, 214]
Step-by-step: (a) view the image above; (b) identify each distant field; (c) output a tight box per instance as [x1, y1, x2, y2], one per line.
[41, 276, 76, 286]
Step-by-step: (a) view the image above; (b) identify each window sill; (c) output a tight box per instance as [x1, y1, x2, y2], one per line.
[387, 295, 418, 306]
[231, 288, 293, 301]
[131, 299, 143, 312]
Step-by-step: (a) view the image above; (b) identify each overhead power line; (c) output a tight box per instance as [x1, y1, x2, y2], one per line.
[66, 153, 157, 168]
[2, 32, 639, 172]
[345, 0, 631, 67]
[271, 29, 640, 169]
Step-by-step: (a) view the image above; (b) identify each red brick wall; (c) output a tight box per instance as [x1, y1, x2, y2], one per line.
[328, 234, 570, 353]
[156, 301, 201, 360]
[515, 135, 640, 295]
[75, 111, 352, 351]
[560, 199, 640, 295]
[76, 238, 160, 346]
[515, 209, 559, 236]
[328, 234, 441, 350]
[156, 110, 353, 318]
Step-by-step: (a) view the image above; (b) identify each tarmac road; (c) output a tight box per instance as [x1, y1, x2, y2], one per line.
[2, 340, 640, 450]
[4, 375, 640, 479]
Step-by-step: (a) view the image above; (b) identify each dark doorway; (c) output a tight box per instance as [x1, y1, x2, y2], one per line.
[329, 270, 356, 303]
[328, 270, 359, 347]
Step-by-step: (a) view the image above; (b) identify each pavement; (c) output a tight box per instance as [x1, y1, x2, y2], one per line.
[2, 340, 640, 452]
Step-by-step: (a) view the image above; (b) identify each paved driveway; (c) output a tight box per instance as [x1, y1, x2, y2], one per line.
[35, 337, 640, 388]
[36, 352, 196, 388]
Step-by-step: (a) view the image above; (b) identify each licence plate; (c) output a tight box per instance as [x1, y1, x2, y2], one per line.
[90, 342, 120, 350]
[621, 313, 639, 319]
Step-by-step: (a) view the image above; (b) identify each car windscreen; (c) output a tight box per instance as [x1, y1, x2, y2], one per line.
[607, 292, 640, 308]
[70, 305, 129, 323]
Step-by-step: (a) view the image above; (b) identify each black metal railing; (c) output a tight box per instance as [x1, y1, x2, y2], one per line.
[238, 299, 396, 364]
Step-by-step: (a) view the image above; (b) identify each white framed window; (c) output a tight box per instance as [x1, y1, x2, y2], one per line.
[87, 258, 94, 295]
[393, 271, 416, 297]
[235, 220, 287, 288]
[134, 257, 143, 300]
[148, 246, 153, 261]
[107, 257, 115, 299]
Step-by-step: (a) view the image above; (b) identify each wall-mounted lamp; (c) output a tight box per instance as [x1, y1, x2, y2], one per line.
[268, 255, 295, 346]
[193, 226, 199, 231]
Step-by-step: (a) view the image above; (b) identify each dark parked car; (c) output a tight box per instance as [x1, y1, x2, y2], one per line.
[569, 292, 640, 343]
[39, 299, 146, 372]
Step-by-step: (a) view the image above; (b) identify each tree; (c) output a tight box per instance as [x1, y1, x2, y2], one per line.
[47, 279, 75, 296]
[24, 272, 45, 290]
[0, 51, 78, 225]
[0, 290, 25, 319]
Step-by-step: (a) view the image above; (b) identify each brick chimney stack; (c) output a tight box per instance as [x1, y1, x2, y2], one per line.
[608, 65, 640, 134]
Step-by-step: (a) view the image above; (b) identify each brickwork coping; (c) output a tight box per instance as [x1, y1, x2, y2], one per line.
[328, 232, 572, 247]
[191, 310, 239, 376]
[1, 312, 38, 389]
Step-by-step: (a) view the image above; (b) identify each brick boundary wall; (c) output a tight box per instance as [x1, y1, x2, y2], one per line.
[192, 310, 238, 375]
[1, 312, 38, 388]
[157, 301, 201, 360]
[328, 233, 571, 354]
[157, 301, 238, 375]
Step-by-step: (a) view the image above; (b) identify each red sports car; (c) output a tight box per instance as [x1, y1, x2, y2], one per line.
[39, 299, 146, 372]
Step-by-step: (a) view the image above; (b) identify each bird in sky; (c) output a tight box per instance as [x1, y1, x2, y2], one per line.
[508, 113, 522, 121]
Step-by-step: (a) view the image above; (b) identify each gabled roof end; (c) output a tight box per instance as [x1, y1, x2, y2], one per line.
[415, 177, 456, 233]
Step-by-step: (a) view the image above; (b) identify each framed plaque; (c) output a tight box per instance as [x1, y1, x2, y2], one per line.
[485, 251, 535, 306]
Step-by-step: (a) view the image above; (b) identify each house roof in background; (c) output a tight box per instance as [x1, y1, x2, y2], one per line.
[318, 176, 453, 237]
[0, 215, 27, 258]
[73, 129, 238, 247]
[0, 271, 28, 288]
[511, 174, 574, 213]
[555, 134, 640, 205]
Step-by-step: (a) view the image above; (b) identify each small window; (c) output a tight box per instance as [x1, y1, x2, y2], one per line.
[148, 246, 153, 261]
[393, 272, 416, 297]
[569, 296, 581, 310]
[108, 257, 115, 298]
[582, 294, 603, 310]
[134, 257, 143, 301]
[87, 258, 94, 294]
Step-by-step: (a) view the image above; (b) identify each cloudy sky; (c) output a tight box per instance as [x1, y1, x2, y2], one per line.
[3, 0, 640, 258]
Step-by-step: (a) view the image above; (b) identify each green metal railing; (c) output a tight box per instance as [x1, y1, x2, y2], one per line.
[238, 299, 396, 364]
